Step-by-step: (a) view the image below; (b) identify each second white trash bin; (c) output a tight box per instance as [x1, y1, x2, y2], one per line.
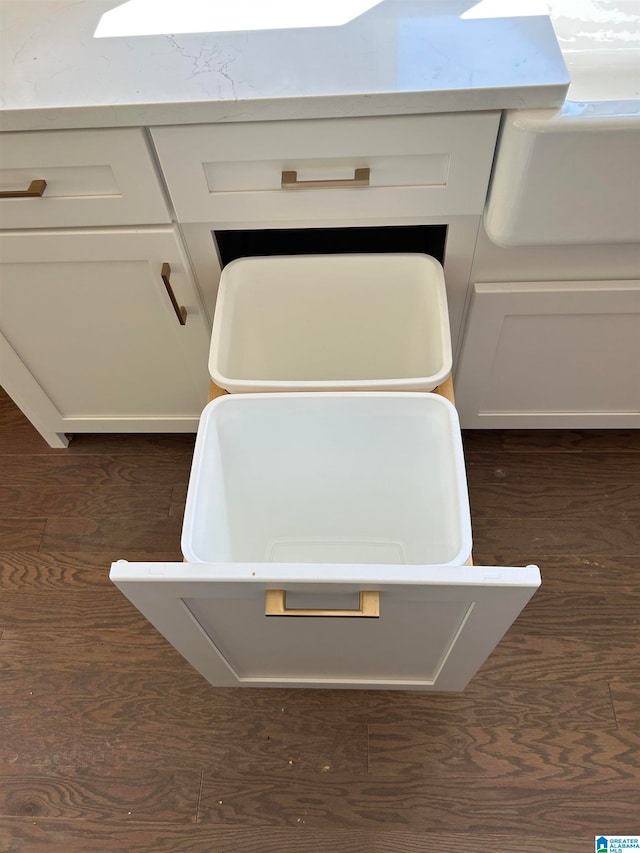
[209, 253, 452, 392]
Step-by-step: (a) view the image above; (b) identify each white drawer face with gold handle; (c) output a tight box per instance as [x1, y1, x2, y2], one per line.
[0, 128, 171, 229]
[151, 113, 500, 226]
[110, 561, 539, 691]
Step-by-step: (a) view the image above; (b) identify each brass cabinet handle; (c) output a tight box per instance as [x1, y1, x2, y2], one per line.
[265, 589, 379, 618]
[160, 263, 187, 326]
[0, 179, 47, 199]
[281, 167, 370, 190]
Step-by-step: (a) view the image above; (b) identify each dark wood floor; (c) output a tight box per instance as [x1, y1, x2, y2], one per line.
[0, 386, 638, 853]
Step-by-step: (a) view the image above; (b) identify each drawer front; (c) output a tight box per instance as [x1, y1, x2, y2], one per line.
[151, 113, 500, 225]
[111, 561, 540, 691]
[0, 128, 171, 228]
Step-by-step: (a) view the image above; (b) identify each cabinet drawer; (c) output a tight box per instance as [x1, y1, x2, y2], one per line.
[0, 128, 171, 228]
[111, 560, 540, 691]
[151, 113, 500, 226]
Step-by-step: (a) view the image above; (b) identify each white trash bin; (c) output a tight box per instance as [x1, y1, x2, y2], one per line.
[181, 392, 472, 567]
[209, 253, 452, 392]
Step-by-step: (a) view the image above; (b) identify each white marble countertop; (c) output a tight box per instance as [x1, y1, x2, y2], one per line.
[0, 0, 571, 132]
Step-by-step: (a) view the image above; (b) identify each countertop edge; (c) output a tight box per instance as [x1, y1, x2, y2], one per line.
[0, 83, 570, 133]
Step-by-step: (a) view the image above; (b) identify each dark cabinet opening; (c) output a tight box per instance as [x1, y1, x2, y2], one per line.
[214, 224, 447, 269]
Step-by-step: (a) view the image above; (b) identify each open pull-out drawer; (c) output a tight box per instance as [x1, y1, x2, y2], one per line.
[110, 561, 540, 691]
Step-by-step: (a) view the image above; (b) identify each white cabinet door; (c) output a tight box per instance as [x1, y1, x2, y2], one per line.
[0, 228, 211, 447]
[110, 561, 540, 691]
[455, 280, 640, 428]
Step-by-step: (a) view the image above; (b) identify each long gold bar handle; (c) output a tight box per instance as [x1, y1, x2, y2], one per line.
[281, 167, 370, 190]
[0, 179, 47, 199]
[160, 263, 187, 326]
[265, 589, 379, 618]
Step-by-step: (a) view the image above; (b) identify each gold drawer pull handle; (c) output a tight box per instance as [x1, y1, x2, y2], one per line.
[265, 589, 379, 618]
[160, 263, 187, 326]
[0, 179, 47, 199]
[281, 167, 370, 190]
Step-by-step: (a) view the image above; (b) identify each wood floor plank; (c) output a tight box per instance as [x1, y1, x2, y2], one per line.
[468, 481, 640, 518]
[486, 555, 640, 594]
[169, 483, 189, 517]
[197, 772, 640, 832]
[0, 714, 368, 778]
[0, 667, 617, 732]
[63, 432, 196, 455]
[0, 389, 58, 452]
[609, 681, 640, 728]
[463, 428, 640, 453]
[469, 556, 640, 636]
[0, 766, 200, 823]
[39, 516, 184, 552]
[475, 633, 640, 684]
[471, 517, 640, 555]
[0, 453, 193, 486]
[0, 589, 155, 629]
[0, 388, 32, 427]
[0, 428, 57, 453]
[0, 551, 184, 590]
[368, 724, 640, 782]
[465, 451, 640, 484]
[0, 821, 582, 853]
[0, 626, 178, 669]
[0, 484, 173, 518]
[0, 519, 45, 549]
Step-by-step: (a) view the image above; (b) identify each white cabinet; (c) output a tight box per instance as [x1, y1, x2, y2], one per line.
[0, 228, 211, 447]
[0, 127, 211, 447]
[455, 280, 640, 428]
[0, 128, 171, 229]
[110, 560, 540, 691]
[463, 102, 640, 427]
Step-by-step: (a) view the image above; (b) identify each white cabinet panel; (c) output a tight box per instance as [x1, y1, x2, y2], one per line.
[111, 561, 540, 691]
[151, 113, 500, 225]
[0, 228, 211, 445]
[455, 280, 640, 428]
[0, 128, 171, 228]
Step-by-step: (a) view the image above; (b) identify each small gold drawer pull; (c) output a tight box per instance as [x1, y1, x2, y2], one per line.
[281, 167, 370, 190]
[265, 589, 379, 618]
[0, 179, 47, 199]
[160, 263, 187, 326]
